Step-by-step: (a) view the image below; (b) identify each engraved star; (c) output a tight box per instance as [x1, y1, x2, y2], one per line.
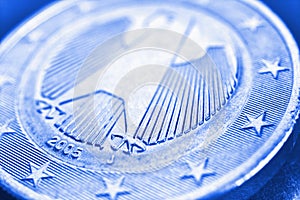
[182, 158, 215, 184]
[241, 16, 264, 32]
[0, 120, 15, 139]
[259, 58, 289, 79]
[96, 176, 129, 200]
[22, 162, 54, 187]
[242, 112, 272, 137]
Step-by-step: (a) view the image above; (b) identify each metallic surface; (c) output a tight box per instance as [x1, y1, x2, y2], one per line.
[0, 0, 299, 199]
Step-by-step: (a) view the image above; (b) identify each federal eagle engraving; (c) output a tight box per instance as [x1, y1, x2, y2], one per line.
[2, 1, 299, 199]
[133, 47, 238, 145]
[34, 22, 241, 154]
[37, 42, 238, 153]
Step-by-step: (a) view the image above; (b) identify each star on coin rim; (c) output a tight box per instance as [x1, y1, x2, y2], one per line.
[22, 162, 54, 188]
[0, 1, 298, 200]
[96, 176, 129, 199]
[182, 1, 299, 199]
[242, 112, 272, 137]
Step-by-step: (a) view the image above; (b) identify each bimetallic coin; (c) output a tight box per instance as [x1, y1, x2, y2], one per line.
[0, 1, 299, 199]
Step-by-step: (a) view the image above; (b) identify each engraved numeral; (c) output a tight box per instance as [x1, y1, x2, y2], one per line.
[71, 147, 83, 158]
[54, 139, 68, 150]
[46, 136, 60, 146]
[46, 136, 83, 159]
[63, 144, 75, 155]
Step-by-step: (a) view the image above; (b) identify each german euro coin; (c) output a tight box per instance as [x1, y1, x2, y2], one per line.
[0, 1, 299, 199]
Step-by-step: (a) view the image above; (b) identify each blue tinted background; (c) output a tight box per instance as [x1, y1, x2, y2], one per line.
[0, 0, 299, 199]
[1, 0, 299, 43]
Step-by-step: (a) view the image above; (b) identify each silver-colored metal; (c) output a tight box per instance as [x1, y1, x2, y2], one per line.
[0, 0, 299, 199]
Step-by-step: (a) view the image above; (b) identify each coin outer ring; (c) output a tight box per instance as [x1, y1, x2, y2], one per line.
[0, 0, 299, 199]
[179, 1, 299, 199]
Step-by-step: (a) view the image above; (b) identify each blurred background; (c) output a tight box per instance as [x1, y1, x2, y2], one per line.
[0, 0, 299, 199]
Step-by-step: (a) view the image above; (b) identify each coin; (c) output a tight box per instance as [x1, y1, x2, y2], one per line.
[0, 1, 299, 199]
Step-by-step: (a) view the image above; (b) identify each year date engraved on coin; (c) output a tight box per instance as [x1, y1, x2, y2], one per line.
[46, 136, 83, 159]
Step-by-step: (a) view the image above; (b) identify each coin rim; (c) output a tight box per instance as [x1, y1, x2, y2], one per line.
[0, 0, 299, 199]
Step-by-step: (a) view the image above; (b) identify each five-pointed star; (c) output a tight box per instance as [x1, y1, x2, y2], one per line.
[97, 176, 129, 200]
[240, 16, 264, 32]
[242, 112, 272, 137]
[22, 162, 54, 187]
[259, 58, 289, 79]
[0, 120, 15, 139]
[183, 158, 214, 184]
